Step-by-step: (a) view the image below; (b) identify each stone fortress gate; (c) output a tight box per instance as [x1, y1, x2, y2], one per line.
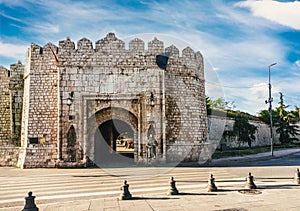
[0, 33, 208, 168]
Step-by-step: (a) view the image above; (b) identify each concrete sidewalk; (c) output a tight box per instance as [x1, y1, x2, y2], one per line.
[6, 165, 300, 211]
[1, 149, 300, 211]
[210, 148, 300, 166]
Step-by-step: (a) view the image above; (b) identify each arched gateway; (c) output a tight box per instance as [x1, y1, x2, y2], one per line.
[86, 107, 138, 166]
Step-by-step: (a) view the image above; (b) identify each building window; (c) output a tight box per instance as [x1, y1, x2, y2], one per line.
[29, 138, 38, 144]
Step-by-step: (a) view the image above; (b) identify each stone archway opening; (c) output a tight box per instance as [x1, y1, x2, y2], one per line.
[94, 119, 135, 166]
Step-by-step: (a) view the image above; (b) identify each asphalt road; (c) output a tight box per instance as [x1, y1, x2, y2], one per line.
[224, 152, 300, 167]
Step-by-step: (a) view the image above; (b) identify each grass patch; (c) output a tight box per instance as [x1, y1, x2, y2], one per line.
[212, 144, 300, 159]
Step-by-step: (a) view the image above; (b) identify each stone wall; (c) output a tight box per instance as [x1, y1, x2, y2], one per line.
[0, 146, 20, 166]
[207, 115, 273, 150]
[0, 63, 23, 166]
[219, 118, 271, 149]
[0, 66, 12, 146]
[9, 61, 24, 146]
[19, 43, 59, 168]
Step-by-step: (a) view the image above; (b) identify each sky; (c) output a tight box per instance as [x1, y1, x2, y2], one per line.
[0, 0, 300, 115]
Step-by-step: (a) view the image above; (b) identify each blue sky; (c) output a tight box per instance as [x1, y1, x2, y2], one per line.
[1, 0, 300, 114]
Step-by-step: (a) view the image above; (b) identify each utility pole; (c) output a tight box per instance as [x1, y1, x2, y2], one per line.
[266, 63, 277, 156]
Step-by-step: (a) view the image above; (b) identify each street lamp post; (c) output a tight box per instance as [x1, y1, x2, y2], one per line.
[266, 63, 277, 156]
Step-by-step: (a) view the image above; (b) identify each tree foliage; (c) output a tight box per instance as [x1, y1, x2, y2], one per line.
[258, 92, 300, 144]
[209, 97, 236, 111]
[258, 109, 278, 125]
[206, 96, 213, 115]
[206, 92, 300, 148]
[275, 92, 300, 143]
[233, 113, 257, 148]
[206, 96, 237, 116]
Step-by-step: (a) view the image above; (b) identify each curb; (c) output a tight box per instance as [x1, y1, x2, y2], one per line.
[209, 149, 300, 166]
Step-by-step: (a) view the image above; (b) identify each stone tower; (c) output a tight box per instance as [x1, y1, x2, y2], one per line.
[15, 33, 207, 168]
[0, 62, 24, 166]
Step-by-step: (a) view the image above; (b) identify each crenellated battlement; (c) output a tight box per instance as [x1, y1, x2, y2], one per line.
[78, 38, 94, 51]
[30, 33, 203, 58]
[165, 45, 179, 58]
[29, 33, 203, 77]
[30, 42, 58, 60]
[95, 32, 125, 52]
[129, 38, 144, 53]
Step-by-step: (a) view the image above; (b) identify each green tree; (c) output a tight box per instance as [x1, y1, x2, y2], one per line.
[233, 113, 257, 148]
[206, 96, 213, 115]
[210, 97, 236, 111]
[258, 109, 279, 125]
[275, 92, 300, 143]
[291, 106, 300, 122]
[206, 96, 236, 117]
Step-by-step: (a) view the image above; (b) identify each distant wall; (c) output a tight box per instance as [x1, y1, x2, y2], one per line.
[208, 115, 274, 149]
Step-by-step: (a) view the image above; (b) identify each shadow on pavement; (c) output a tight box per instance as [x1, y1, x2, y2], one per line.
[72, 174, 127, 177]
[177, 179, 245, 183]
[176, 180, 207, 183]
[257, 177, 293, 180]
[130, 196, 178, 200]
[258, 184, 299, 190]
[216, 179, 245, 183]
[178, 192, 218, 196]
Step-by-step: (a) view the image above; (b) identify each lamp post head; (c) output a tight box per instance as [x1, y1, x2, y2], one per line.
[150, 92, 155, 107]
[67, 98, 73, 106]
[269, 63, 277, 68]
[67, 91, 74, 106]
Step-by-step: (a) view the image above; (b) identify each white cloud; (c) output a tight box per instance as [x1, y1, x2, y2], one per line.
[276, 77, 300, 98]
[295, 60, 300, 68]
[0, 42, 27, 61]
[0, 11, 24, 23]
[236, 0, 300, 30]
[28, 23, 60, 34]
[218, 71, 300, 114]
[220, 78, 277, 114]
[169, 29, 286, 76]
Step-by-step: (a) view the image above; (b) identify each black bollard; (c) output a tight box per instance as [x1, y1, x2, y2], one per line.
[167, 177, 179, 195]
[207, 174, 218, 192]
[245, 172, 257, 189]
[294, 168, 300, 185]
[119, 180, 132, 200]
[22, 191, 39, 211]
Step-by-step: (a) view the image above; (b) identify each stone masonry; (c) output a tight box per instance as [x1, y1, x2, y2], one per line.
[9, 61, 24, 146]
[1, 33, 208, 168]
[0, 64, 23, 166]
[0, 66, 11, 146]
